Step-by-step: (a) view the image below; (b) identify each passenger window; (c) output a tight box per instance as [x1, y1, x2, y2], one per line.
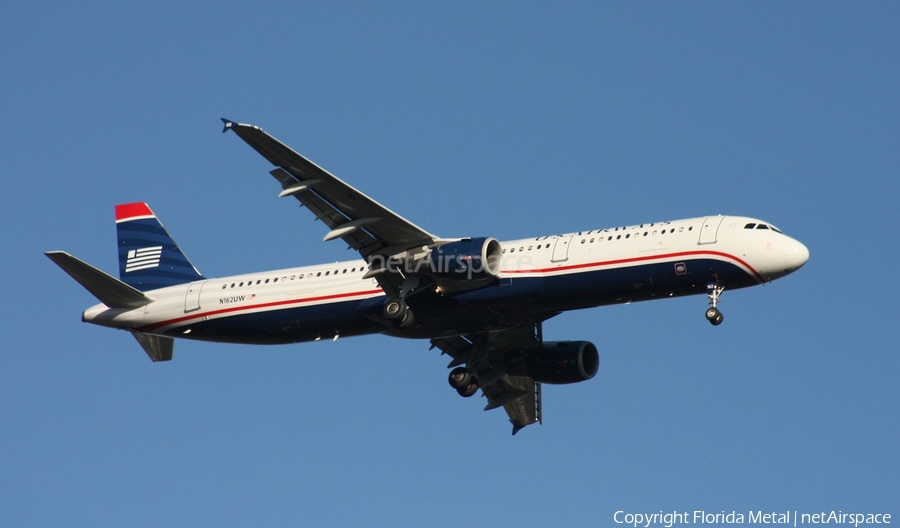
[679, 227, 683, 232]
[222, 284, 227, 289]
[325, 271, 330, 276]
[316, 272, 321, 277]
[239, 282, 244, 287]
[291, 275, 296, 280]
[581, 239, 585, 244]
[616, 235, 621, 240]
[265, 279, 270, 284]
[528, 246, 533, 250]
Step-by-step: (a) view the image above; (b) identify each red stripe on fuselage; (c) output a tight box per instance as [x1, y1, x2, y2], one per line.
[138, 288, 385, 332]
[502, 250, 764, 282]
[138, 250, 760, 333]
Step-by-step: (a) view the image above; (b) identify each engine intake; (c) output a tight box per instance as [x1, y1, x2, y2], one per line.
[428, 237, 502, 280]
[524, 341, 599, 385]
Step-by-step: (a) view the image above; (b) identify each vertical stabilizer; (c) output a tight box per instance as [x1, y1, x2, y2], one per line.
[116, 202, 204, 291]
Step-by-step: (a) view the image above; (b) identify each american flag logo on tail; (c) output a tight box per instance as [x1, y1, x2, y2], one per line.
[126, 246, 163, 272]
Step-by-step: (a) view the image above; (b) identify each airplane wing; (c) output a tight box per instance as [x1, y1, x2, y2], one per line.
[222, 119, 441, 261]
[225, 120, 545, 433]
[431, 325, 544, 435]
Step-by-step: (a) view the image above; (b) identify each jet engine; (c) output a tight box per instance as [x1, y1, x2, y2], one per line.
[428, 237, 502, 279]
[522, 341, 599, 384]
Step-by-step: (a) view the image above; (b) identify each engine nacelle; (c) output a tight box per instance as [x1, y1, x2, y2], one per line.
[524, 341, 599, 385]
[428, 237, 502, 280]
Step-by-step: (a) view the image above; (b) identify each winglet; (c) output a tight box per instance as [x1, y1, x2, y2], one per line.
[221, 118, 234, 133]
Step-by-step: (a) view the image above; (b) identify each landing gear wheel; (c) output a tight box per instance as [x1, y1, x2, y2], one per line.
[457, 382, 479, 398]
[397, 309, 415, 329]
[705, 282, 726, 326]
[705, 307, 723, 326]
[448, 367, 472, 389]
[382, 297, 407, 321]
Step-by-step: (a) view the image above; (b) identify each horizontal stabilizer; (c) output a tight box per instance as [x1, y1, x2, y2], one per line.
[132, 331, 174, 362]
[45, 251, 154, 309]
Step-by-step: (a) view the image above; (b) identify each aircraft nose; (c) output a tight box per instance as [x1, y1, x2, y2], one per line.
[784, 239, 810, 272]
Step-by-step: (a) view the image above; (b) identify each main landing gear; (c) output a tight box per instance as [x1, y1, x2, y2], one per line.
[383, 297, 415, 328]
[705, 282, 725, 326]
[448, 367, 479, 397]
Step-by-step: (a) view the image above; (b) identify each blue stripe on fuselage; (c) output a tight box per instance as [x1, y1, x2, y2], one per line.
[161, 258, 755, 345]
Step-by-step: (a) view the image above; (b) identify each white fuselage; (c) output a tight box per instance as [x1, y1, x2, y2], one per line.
[83, 215, 808, 344]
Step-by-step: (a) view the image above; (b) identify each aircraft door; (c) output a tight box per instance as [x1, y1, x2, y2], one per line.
[698, 216, 725, 245]
[184, 280, 207, 313]
[551, 235, 574, 262]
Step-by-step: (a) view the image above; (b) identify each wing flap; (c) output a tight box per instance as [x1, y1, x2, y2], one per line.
[270, 167, 380, 252]
[482, 375, 541, 434]
[432, 325, 545, 434]
[225, 120, 438, 258]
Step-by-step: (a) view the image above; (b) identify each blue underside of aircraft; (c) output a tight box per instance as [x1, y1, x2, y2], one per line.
[165, 259, 756, 345]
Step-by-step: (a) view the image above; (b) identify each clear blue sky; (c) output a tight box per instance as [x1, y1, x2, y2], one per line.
[2, 2, 897, 526]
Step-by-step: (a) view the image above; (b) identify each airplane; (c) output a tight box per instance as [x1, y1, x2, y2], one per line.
[46, 119, 810, 434]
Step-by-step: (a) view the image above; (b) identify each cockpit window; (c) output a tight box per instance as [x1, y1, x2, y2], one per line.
[746, 222, 785, 233]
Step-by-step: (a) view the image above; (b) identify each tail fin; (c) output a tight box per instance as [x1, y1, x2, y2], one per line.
[115, 202, 204, 291]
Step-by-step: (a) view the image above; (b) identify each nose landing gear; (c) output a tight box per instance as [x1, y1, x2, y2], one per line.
[705, 283, 725, 326]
